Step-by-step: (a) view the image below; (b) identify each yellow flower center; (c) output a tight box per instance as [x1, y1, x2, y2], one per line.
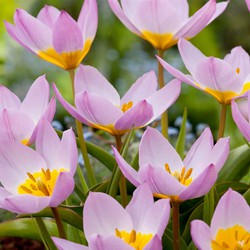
[115, 228, 153, 250]
[18, 168, 66, 196]
[211, 225, 250, 250]
[21, 138, 29, 145]
[121, 101, 133, 113]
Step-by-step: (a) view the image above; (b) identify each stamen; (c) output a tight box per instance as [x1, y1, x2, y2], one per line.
[165, 163, 171, 173]
[46, 169, 51, 180]
[27, 172, 36, 182]
[236, 67, 240, 74]
[37, 179, 50, 196]
[235, 230, 238, 240]
[115, 228, 122, 238]
[121, 101, 133, 113]
[222, 241, 229, 248]
[129, 229, 136, 244]
[184, 168, 193, 180]
[20, 185, 32, 194]
[180, 167, 186, 179]
[30, 184, 38, 191]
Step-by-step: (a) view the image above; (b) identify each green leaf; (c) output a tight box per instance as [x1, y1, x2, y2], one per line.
[163, 228, 188, 250]
[203, 187, 215, 225]
[243, 188, 250, 205]
[215, 182, 249, 196]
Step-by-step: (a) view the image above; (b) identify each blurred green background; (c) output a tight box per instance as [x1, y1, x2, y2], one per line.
[0, 0, 250, 148]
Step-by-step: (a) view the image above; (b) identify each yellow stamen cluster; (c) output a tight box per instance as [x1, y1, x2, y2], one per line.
[165, 164, 193, 186]
[211, 225, 250, 250]
[121, 101, 133, 113]
[115, 228, 153, 250]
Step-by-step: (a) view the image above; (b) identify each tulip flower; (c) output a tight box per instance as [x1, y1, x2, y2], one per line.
[0, 120, 77, 214]
[113, 127, 230, 203]
[108, 0, 228, 51]
[5, 0, 98, 70]
[158, 39, 250, 105]
[53, 183, 170, 250]
[0, 75, 56, 145]
[231, 92, 250, 141]
[191, 188, 250, 250]
[53, 65, 181, 136]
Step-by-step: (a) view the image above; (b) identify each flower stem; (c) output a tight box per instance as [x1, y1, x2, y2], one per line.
[68, 70, 97, 187]
[217, 104, 227, 140]
[157, 50, 168, 139]
[171, 202, 180, 250]
[51, 207, 67, 239]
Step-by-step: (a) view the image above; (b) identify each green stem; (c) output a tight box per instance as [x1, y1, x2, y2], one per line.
[35, 217, 57, 250]
[217, 104, 227, 140]
[68, 70, 97, 187]
[51, 207, 67, 240]
[171, 202, 180, 250]
[157, 50, 168, 139]
[76, 164, 89, 194]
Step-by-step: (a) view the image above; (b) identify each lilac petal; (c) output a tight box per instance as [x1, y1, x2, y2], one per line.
[75, 65, 120, 105]
[52, 237, 88, 250]
[191, 220, 212, 250]
[20, 75, 50, 123]
[121, 71, 157, 105]
[207, 1, 229, 25]
[144, 235, 162, 250]
[83, 192, 132, 241]
[0, 188, 21, 213]
[246, 0, 250, 11]
[179, 164, 217, 201]
[114, 100, 153, 131]
[211, 188, 250, 237]
[53, 11, 83, 53]
[112, 146, 140, 187]
[108, 0, 141, 36]
[232, 99, 250, 141]
[174, 0, 216, 39]
[146, 78, 181, 124]
[139, 127, 183, 171]
[0, 85, 21, 110]
[77, 0, 98, 40]
[49, 172, 75, 207]
[37, 5, 60, 28]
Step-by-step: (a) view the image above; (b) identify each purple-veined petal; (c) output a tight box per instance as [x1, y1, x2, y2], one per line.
[49, 172, 75, 207]
[53, 11, 83, 53]
[75, 65, 120, 105]
[121, 71, 157, 106]
[37, 5, 60, 28]
[114, 100, 153, 131]
[83, 192, 133, 241]
[207, 1, 229, 25]
[179, 164, 217, 201]
[139, 127, 183, 171]
[52, 237, 88, 250]
[191, 220, 212, 250]
[210, 188, 250, 238]
[112, 146, 140, 187]
[0, 85, 21, 110]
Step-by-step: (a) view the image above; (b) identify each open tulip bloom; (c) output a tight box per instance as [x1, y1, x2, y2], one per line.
[108, 0, 228, 51]
[5, 0, 98, 70]
[113, 127, 230, 203]
[53, 183, 170, 250]
[191, 188, 250, 249]
[53, 65, 181, 136]
[158, 39, 250, 105]
[0, 120, 77, 214]
[0, 75, 55, 145]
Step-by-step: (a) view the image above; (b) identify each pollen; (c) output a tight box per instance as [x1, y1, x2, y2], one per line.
[121, 101, 133, 113]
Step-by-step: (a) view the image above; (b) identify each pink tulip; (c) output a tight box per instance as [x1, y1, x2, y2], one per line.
[108, 0, 228, 50]
[0, 75, 55, 145]
[53, 65, 181, 136]
[0, 120, 77, 214]
[53, 183, 170, 250]
[113, 127, 230, 202]
[191, 188, 250, 250]
[158, 39, 250, 104]
[5, 0, 98, 70]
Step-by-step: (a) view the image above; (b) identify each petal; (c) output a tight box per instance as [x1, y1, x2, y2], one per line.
[144, 235, 162, 250]
[246, 0, 250, 11]
[114, 100, 153, 131]
[139, 127, 183, 171]
[191, 220, 212, 250]
[179, 164, 217, 201]
[121, 71, 157, 105]
[112, 146, 140, 187]
[83, 192, 132, 241]
[211, 188, 250, 237]
[207, 1, 229, 25]
[53, 11, 83, 53]
[75, 65, 120, 105]
[49, 172, 75, 207]
[37, 5, 60, 28]
[52, 237, 88, 250]
[0, 85, 21, 110]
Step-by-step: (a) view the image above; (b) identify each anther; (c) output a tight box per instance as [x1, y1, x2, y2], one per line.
[37, 180, 50, 196]
[30, 184, 38, 191]
[165, 163, 171, 173]
[184, 168, 193, 180]
[27, 172, 36, 182]
[115, 228, 122, 238]
[222, 241, 229, 248]
[129, 229, 136, 243]
[236, 68, 240, 74]
[20, 185, 32, 194]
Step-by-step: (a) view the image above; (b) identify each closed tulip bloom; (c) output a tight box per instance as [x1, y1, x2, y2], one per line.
[231, 92, 250, 141]
[108, 0, 228, 51]
[113, 127, 230, 203]
[0, 120, 78, 214]
[191, 188, 250, 250]
[0, 75, 55, 145]
[53, 183, 171, 250]
[53, 65, 181, 136]
[158, 39, 250, 105]
[5, 0, 98, 70]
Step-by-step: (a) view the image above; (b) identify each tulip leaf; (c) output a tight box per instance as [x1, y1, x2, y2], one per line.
[244, 188, 250, 205]
[187, 242, 196, 250]
[203, 187, 215, 225]
[175, 107, 187, 159]
[163, 228, 188, 250]
[215, 182, 249, 196]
